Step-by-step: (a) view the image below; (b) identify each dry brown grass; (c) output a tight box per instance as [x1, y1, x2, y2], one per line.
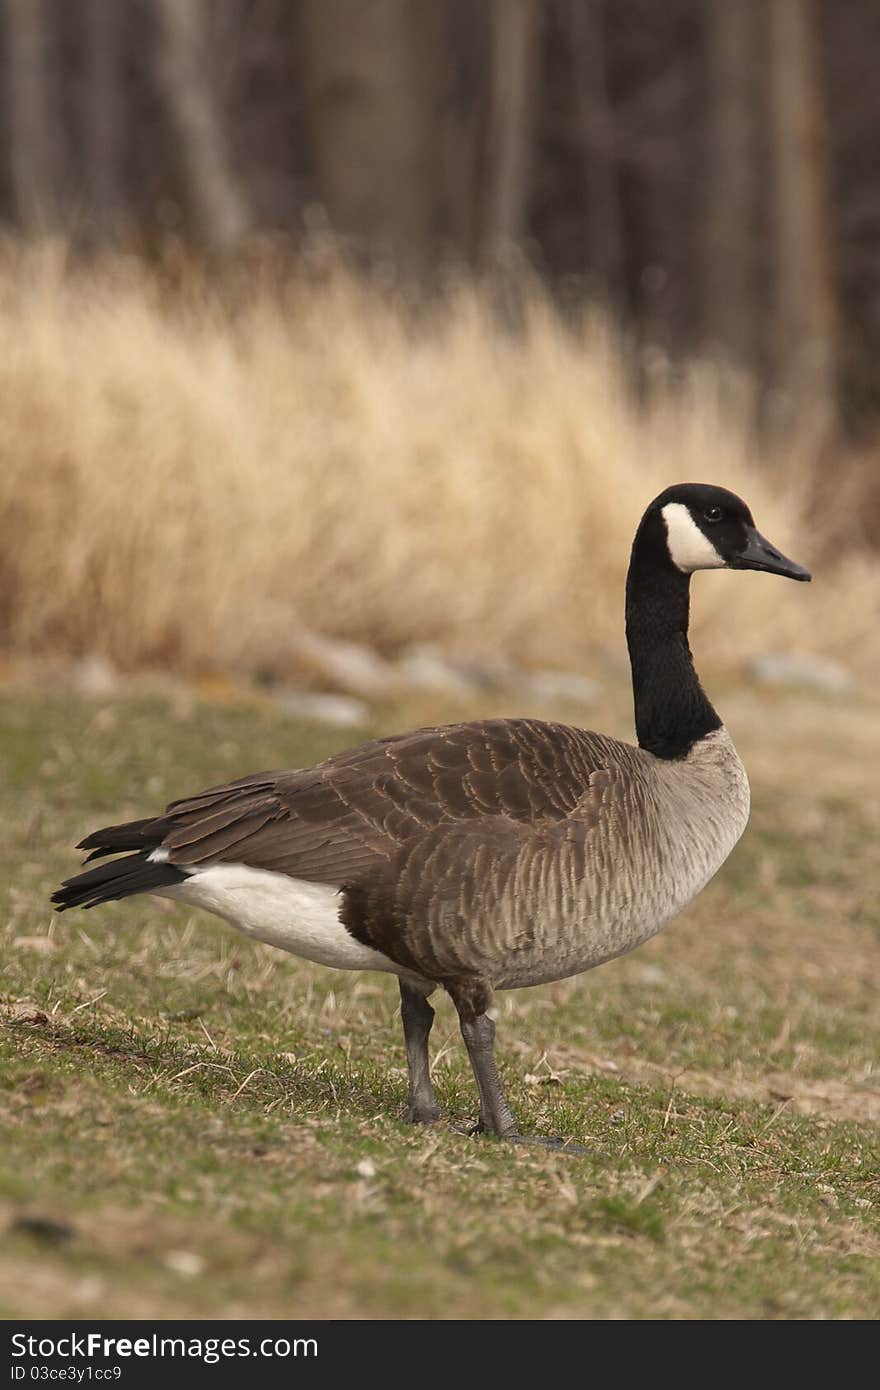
[0, 239, 877, 680]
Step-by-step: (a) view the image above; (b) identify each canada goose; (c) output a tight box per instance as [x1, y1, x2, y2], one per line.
[52, 484, 810, 1143]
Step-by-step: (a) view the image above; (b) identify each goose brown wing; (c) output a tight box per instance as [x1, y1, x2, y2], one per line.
[146, 718, 624, 886]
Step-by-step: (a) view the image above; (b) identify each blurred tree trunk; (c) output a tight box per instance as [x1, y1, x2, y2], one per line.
[154, 0, 251, 246]
[4, 0, 59, 230]
[430, 0, 483, 260]
[481, 0, 541, 258]
[85, 0, 122, 240]
[303, 0, 435, 265]
[704, 0, 757, 365]
[567, 0, 623, 304]
[768, 0, 838, 443]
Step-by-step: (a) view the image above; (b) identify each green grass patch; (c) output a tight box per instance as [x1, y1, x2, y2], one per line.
[1, 687, 878, 1318]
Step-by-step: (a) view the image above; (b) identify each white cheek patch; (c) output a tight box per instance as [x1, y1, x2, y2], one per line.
[661, 502, 726, 573]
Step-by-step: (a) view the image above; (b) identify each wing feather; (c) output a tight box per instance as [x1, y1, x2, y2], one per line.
[87, 719, 628, 888]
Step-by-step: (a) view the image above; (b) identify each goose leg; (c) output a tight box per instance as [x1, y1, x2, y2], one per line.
[399, 980, 440, 1124]
[451, 979, 590, 1152]
[447, 976, 519, 1136]
[459, 1011, 520, 1138]
[458, 1019, 591, 1153]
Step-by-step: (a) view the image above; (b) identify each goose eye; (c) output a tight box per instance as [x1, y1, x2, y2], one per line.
[703, 506, 723, 523]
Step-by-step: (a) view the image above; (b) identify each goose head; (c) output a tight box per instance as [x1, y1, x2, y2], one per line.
[646, 483, 812, 582]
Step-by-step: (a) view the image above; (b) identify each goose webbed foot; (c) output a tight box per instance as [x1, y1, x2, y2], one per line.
[466, 1121, 590, 1154]
[406, 1100, 441, 1125]
[466, 1116, 518, 1139]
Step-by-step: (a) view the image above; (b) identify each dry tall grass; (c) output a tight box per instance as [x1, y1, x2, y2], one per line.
[0, 241, 877, 682]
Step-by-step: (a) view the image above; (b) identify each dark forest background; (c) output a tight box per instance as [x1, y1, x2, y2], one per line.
[2, 0, 876, 448]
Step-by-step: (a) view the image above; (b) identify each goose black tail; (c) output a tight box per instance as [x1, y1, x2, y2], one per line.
[76, 817, 166, 863]
[51, 854, 186, 912]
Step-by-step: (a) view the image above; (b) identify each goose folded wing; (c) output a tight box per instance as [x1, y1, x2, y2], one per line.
[126, 718, 621, 886]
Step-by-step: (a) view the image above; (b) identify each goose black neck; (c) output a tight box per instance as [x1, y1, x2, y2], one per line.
[625, 537, 721, 760]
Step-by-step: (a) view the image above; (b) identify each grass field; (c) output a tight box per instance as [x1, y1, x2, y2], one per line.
[1, 681, 878, 1320]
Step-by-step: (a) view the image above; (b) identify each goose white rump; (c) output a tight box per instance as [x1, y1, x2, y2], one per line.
[156, 863, 403, 974]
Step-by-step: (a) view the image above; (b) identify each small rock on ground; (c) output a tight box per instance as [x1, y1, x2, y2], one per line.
[748, 651, 855, 695]
[276, 690, 369, 728]
[396, 644, 477, 696]
[288, 630, 397, 697]
[70, 655, 120, 697]
[518, 668, 600, 704]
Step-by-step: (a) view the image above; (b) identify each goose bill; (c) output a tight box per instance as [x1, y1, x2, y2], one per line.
[730, 526, 812, 582]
